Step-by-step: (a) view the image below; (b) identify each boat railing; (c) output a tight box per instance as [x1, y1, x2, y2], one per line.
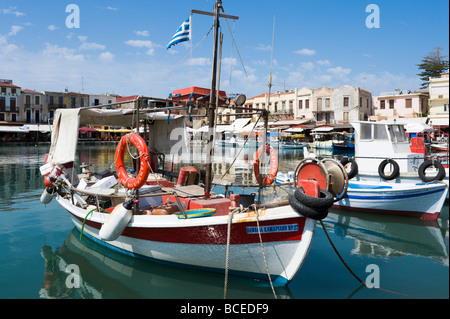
[66, 185, 187, 218]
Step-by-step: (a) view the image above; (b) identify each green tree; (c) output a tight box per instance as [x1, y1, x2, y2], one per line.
[416, 47, 449, 89]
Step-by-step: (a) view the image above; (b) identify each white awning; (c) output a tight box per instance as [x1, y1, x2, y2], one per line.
[312, 126, 334, 132]
[0, 125, 29, 133]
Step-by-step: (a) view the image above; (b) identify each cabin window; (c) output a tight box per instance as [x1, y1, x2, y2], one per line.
[373, 124, 388, 140]
[388, 125, 407, 143]
[360, 123, 373, 140]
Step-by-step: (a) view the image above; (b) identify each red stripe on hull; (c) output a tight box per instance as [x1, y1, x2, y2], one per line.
[71, 213, 305, 245]
[332, 204, 440, 221]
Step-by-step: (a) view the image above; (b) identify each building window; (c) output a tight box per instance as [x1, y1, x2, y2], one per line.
[11, 88, 16, 94]
[58, 96, 63, 106]
[49, 96, 54, 105]
[11, 114, 17, 122]
[305, 99, 309, 109]
[0, 113, 4, 121]
[35, 95, 40, 105]
[405, 99, 412, 108]
[343, 97, 349, 107]
[380, 100, 385, 109]
[389, 100, 394, 109]
[317, 98, 322, 108]
[343, 112, 349, 122]
[71, 97, 76, 108]
[299, 100, 303, 109]
[81, 97, 85, 107]
[325, 98, 330, 107]
[0, 97, 5, 108]
[10, 98, 16, 109]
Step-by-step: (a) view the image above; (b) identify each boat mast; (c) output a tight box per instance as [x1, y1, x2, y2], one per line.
[204, 0, 221, 198]
[192, 0, 239, 197]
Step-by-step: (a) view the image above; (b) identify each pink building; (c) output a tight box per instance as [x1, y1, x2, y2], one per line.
[372, 90, 428, 119]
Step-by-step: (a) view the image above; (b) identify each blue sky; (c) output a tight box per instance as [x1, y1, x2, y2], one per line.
[1, 0, 449, 98]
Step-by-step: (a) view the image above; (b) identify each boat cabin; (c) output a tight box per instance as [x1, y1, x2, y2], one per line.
[351, 121, 424, 175]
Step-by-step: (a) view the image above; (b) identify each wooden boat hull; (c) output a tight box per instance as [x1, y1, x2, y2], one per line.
[58, 196, 316, 287]
[333, 181, 448, 220]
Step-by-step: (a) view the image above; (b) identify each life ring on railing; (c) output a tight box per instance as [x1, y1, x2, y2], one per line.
[340, 157, 358, 180]
[253, 144, 278, 186]
[378, 159, 400, 180]
[115, 133, 150, 189]
[418, 159, 446, 182]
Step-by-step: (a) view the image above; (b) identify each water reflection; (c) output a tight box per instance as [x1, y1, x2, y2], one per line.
[40, 228, 293, 299]
[322, 206, 449, 265]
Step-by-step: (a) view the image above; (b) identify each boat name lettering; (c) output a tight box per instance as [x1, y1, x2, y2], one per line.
[246, 223, 298, 234]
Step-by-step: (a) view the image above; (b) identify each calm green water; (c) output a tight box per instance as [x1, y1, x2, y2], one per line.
[0, 144, 448, 299]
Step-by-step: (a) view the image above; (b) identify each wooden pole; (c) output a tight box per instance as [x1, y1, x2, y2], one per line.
[204, 0, 221, 198]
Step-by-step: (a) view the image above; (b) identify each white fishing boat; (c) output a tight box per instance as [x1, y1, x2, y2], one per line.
[39, 1, 345, 288]
[333, 180, 448, 220]
[348, 121, 448, 184]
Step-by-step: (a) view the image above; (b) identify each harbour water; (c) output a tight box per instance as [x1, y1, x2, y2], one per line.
[0, 144, 448, 299]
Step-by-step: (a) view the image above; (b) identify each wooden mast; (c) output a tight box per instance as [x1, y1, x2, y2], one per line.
[192, 0, 239, 197]
[204, 0, 221, 198]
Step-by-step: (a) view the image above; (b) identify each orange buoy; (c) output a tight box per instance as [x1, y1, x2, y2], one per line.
[115, 133, 150, 189]
[253, 144, 278, 186]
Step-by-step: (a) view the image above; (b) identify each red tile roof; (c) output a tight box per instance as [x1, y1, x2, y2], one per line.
[0, 83, 21, 89]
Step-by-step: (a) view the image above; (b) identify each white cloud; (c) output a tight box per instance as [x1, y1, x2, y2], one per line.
[99, 51, 115, 62]
[77, 35, 106, 51]
[187, 57, 211, 66]
[295, 48, 316, 56]
[42, 43, 84, 62]
[105, 6, 118, 11]
[316, 59, 331, 65]
[1, 8, 25, 16]
[327, 66, 351, 75]
[80, 42, 106, 51]
[134, 30, 149, 37]
[301, 62, 315, 71]
[125, 39, 157, 55]
[255, 44, 271, 51]
[8, 25, 23, 36]
[47, 25, 58, 31]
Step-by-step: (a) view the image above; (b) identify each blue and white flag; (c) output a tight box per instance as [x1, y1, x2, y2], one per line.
[167, 16, 191, 50]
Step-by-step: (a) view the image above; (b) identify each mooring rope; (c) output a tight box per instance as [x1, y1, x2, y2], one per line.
[319, 220, 418, 299]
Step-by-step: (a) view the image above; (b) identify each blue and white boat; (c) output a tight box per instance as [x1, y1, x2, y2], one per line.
[332, 180, 448, 220]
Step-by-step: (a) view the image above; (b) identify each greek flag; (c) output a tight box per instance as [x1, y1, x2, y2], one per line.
[167, 16, 191, 50]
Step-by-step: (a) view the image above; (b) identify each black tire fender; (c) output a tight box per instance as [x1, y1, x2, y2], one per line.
[418, 160, 446, 182]
[288, 195, 329, 220]
[293, 187, 334, 210]
[340, 157, 358, 180]
[378, 159, 400, 180]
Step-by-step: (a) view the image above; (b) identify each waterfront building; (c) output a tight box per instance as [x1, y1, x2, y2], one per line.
[0, 79, 21, 123]
[244, 85, 372, 125]
[20, 89, 46, 124]
[372, 89, 429, 120]
[427, 72, 449, 127]
[89, 94, 117, 108]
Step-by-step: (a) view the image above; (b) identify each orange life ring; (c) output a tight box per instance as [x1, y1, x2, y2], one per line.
[115, 133, 150, 189]
[253, 144, 278, 186]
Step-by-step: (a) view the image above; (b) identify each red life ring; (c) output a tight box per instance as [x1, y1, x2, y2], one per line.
[253, 144, 278, 186]
[115, 133, 150, 189]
